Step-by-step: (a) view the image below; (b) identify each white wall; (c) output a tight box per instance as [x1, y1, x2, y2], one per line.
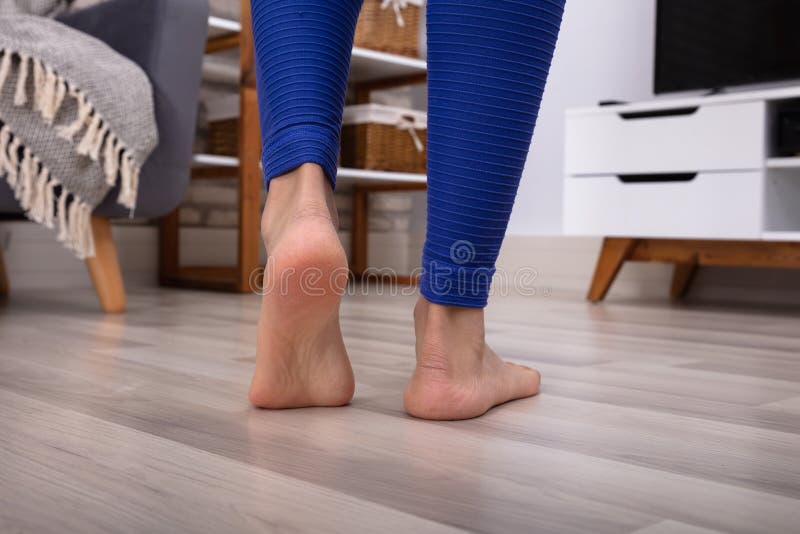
[508, 0, 657, 235]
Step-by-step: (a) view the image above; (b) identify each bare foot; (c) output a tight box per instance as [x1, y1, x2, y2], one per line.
[248, 164, 354, 409]
[404, 297, 541, 420]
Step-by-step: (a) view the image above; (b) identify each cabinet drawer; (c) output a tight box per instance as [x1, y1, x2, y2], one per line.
[565, 102, 766, 175]
[563, 171, 763, 239]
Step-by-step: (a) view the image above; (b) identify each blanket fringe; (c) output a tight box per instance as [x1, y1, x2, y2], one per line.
[0, 126, 9, 174]
[0, 51, 11, 93]
[0, 48, 146, 258]
[0, 48, 141, 215]
[32, 57, 44, 110]
[16, 147, 33, 205]
[57, 88, 90, 140]
[6, 136, 20, 187]
[0, 123, 95, 259]
[43, 178, 56, 229]
[30, 165, 49, 223]
[32, 59, 66, 125]
[76, 112, 102, 157]
[13, 53, 29, 106]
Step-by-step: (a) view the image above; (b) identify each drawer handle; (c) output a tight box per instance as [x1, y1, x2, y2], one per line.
[619, 107, 699, 120]
[617, 173, 697, 183]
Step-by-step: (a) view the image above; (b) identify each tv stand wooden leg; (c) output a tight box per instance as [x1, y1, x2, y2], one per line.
[670, 259, 698, 299]
[84, 217, 126, 313]
[587, 237, 637, 302]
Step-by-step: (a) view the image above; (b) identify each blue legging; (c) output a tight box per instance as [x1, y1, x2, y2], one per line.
[252, 0, 565, 308]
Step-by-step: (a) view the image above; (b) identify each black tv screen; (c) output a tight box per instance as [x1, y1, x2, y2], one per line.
[655, 0, 800, 94]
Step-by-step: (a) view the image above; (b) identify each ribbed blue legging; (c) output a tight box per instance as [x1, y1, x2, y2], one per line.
[252, 0, 565, 308]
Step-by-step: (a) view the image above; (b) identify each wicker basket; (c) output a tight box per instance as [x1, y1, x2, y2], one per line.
[207, 118, 239, 157]
[341, 104, 427, 173]
[354, 0, 423, 58]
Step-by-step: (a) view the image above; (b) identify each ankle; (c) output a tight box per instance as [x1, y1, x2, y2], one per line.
[422, 300, 485, 339]
[415, 298, 487, 378]
[262, 163, 338, 244]
[268, 162, 329, 196]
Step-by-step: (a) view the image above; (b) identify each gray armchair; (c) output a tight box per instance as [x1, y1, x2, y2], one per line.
[0, 0, 209, 311]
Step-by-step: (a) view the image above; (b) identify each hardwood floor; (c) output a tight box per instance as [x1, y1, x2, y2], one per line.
[0, 287, 799, 533]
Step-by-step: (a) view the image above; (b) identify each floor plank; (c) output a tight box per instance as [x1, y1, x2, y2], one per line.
[0, 389, 461, 534]
[1, 287, 799, 533]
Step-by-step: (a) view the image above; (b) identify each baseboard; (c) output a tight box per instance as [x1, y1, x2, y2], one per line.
[3, 220, 799, 306]
[178, 227, 419, 274]
[0, 221, 157, 290]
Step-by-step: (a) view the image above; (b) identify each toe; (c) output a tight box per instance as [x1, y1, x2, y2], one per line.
[504, 362, 541, 399]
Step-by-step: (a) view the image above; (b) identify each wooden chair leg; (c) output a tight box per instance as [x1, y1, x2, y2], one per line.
[670, 260, 698, 299]
[587, 237, 638, 302]
[84, 217, 126, 313]
[0, 246, 8, 297]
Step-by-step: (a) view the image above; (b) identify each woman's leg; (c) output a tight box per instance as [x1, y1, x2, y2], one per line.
[248, 0, 362, 408]
[405, 0, 566, 419]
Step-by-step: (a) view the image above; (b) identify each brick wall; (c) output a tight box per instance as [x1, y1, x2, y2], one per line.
[179, 181, 425, 274]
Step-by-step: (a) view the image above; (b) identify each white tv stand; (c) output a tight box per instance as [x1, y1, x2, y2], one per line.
[563, 86, 800, 301]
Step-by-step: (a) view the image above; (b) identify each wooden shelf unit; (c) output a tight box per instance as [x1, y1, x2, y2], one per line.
[159, 1, 428, 293]
[160, 1, 261, 293]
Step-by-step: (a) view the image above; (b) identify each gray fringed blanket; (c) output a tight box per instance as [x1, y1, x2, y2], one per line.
[0, 12, 158, 258]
